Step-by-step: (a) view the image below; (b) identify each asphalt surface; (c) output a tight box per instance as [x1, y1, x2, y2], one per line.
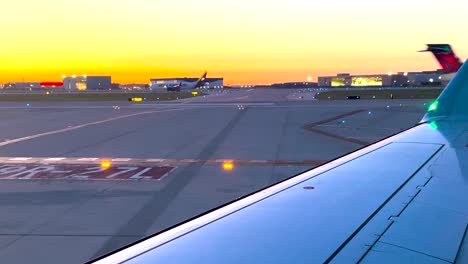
[0, 88, 430, 263]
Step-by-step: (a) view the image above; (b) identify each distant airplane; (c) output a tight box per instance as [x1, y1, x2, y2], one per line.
[420, 44, 463, 84]
[94, 60, 468, 262]
[166, 71, 208, 91]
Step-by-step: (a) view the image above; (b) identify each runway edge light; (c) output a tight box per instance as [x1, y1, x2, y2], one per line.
[100, 160, 112, 169]
[223, 161, 234, 171]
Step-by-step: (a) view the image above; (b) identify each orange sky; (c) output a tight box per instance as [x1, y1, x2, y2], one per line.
[1, 0, 467, 85]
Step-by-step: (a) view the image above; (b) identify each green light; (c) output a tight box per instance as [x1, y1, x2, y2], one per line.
[429, 121, 438, 130]
[428, 101, 439, 112]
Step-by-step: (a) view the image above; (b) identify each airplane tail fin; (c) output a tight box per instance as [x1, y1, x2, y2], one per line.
[419, 44, 463, 73]
[192, 71, 208, 89]
[421, 59, 468, 122]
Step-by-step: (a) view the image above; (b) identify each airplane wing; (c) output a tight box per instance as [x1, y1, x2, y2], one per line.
[94, 62, 468, 264]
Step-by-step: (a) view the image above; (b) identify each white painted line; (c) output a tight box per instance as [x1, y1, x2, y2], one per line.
[112, 158, 132, 162]
[8, 157, 32, 161]
[77, 158, 99, 161]
[146, 159, 165, 162]
[44, 158, 66, 161]
[157, 166, 177, 181]
[232, 96, 249, 100]
[0, 108, 184, 148]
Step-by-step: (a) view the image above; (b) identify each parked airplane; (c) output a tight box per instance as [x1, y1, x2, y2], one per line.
[93, 62, 468, 263]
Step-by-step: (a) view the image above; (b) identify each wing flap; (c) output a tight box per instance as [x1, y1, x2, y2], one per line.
[375, 203, 466, 263]
[362, 242, 449, 264]
[359, 144, 468, 263]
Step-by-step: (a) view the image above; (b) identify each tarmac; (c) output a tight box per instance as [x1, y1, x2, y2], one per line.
[0, 88, 430, 263]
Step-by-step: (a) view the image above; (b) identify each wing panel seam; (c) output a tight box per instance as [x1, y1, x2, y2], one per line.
[325, 143, 445, 263]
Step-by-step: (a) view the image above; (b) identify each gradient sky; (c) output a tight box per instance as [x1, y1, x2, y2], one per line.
[1, 0, 467, 84]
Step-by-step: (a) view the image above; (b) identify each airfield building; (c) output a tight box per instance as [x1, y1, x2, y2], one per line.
[63, 76, 112, 91]
[318, 71, 444, 87]
[3, 82, 42, 90]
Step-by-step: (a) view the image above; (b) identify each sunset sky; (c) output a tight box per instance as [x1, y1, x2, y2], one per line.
[1, 0, 467, 84]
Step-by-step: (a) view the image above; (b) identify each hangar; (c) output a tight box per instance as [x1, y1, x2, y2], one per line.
[63, 75, 112, 91]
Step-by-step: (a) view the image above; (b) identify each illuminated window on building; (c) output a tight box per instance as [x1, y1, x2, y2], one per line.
[351, 77, 383, 87]
[331, 78, 346, 87]
[76, 80, 87, 90]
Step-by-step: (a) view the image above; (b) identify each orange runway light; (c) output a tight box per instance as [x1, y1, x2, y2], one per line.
[223, 161, 234, 171]
[100, 160, 112, 169]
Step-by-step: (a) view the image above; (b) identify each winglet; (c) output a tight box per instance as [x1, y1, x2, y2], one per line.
[421, 60, 468, 122]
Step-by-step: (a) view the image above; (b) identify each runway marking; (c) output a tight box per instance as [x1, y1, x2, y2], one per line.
[303, 109, 370, 146]
[0, 164, 174, 181]
[8, 157, 31, 161]
[231, 96, 250, 100]
[305, 128, 370, 146]
[111, 158, 131, 162]
[134, 103, 273, 107]
[318, 124, 400, 131]
[145, 159, 165, 162]
[304, 109, 366, 127]
[0, 108, 184, 148]
[77, 158, 99, 161]
[0, 157, 327, 167]
[0, 106, 118, 109]
[44, 158, 66, 161]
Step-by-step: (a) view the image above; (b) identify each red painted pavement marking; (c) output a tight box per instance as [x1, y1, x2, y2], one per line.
[304, 109, 366, 127]
[303, 109, 370, 146]
[0, 164, 175, 181]
[305, 127, 370, 146]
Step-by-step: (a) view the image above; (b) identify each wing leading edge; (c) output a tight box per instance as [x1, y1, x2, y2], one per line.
[94, 61, 468, 264]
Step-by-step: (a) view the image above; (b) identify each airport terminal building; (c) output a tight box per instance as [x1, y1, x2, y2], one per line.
[150, 77, 224, 90]
[63, 76, 112, 91]
[318, 73, 407, 87]
[318, 71, 443, 87]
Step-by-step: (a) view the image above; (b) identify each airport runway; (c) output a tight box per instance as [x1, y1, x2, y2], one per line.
[0, 89, 430, 263]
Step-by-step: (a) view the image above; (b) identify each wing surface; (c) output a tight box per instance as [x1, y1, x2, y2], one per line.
[94, 62, 468, 263]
